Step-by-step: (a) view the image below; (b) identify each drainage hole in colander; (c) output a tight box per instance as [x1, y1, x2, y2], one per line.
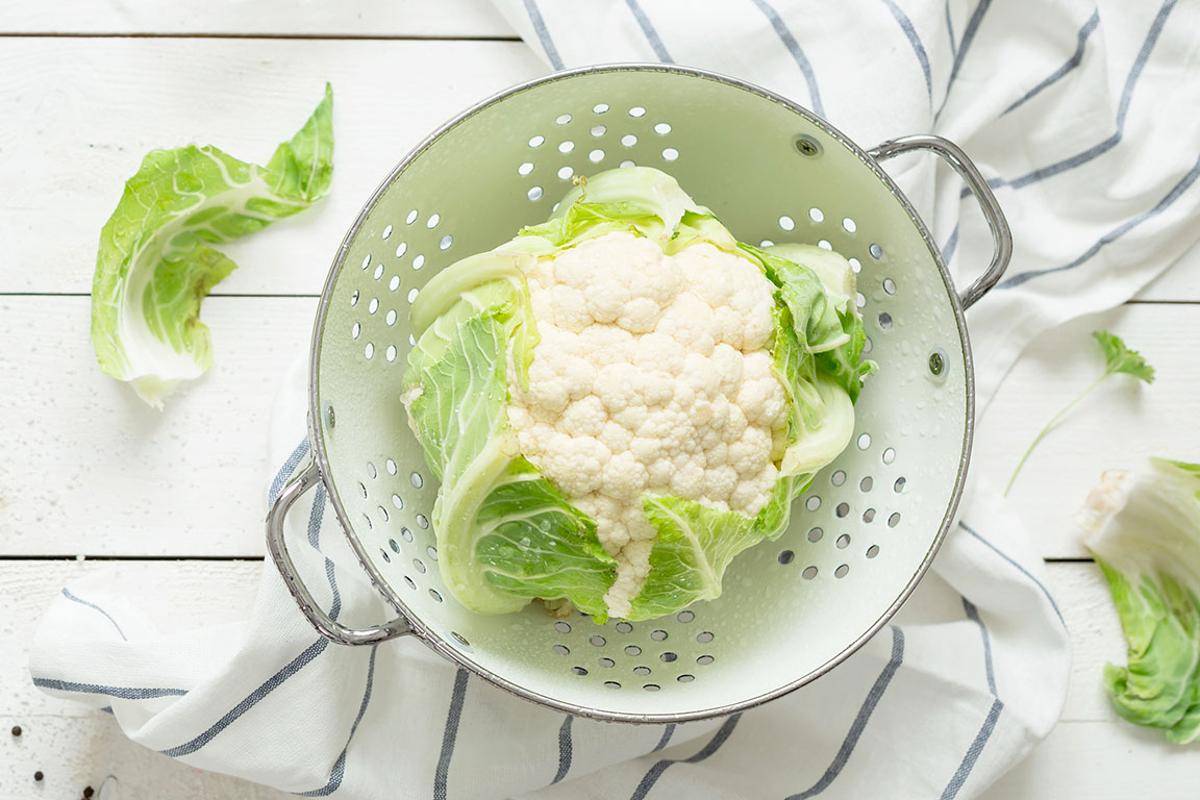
[385, 458, 398, 476]
[400, 526, 413, 542]
[378, 505, 389, 523]
[388, 538, 400, 553]
[599, 657, 615, 668]
[835, 502, 849, 518]
[860, 476, 873, 492]
[807, 208, 824, 225]
[406, 288, 419, 304]
[855, 291, 866, 309]
[857, 432, 872, 450]
[528, 186, 544, 201]
[385, 345, 397, 363]
[351, 322, 361, 340]
[802, 565, 818, 580]
[644, 683, 661, 692]
[366, 461, 378, 479]
[589, 149, 605, 163]
[360, 254, 372, 270]
[385, 309, 397, 326]
[883, 277, 897, 295]
[695, 631, 714, 644]
[808, 526, 823, 543]
[818, 239, 833, 251]
[863, 508, 876, 523]
[869, 243, 884, 260]
[413, 254, 425, 271]
[403, 575, 416, 590]
[552, 202, 560, 213]
[678, 673, 695, 683]
[410, 471, 424, 489]
[426, 545, 438, 561]
[593, 103, 609, 114]
[373, 263, 384, 280]
[633, 665, 651, 676]
[415, 514, 430, 529]
[615, 621, 633, 633]
[529, 135, 545, 148]
[628, 106, 646, 118]
[836, 534, 850, 549]
[590, 634, 606, 647]
[805, 495, 821, 511]
[395, 241, 408, 257]
[556, 113, 572, 125]
[661, 148, 679, 162]
[625, 645, 641, 656]
[882, 448, 896, 465]
[518, 162, 534, 176]
[357, 481, 367, 498]
[867, 545, 880, 559]
[830, 470, 846, 487]
[620, 160, 635, 169]
[760, 239, 775, 247]
[554, 621, 571, 634]
[863, 336, 874, 354]
[660, 651, 678, 662]
[842, 217, 857, 233]
[391, 494, 405, 510]
[367, 297, 379, 314]
[621, 134, 638, 147]
[878, 312, 893, 330]
[676, 610, 695, 623]
[558, 140, 575, 154]
[778, 215, 795, 231]
[406, 209, 419, 225]
[413, 558, 426, 574]
[835, 564, 850, 578]
[429, 589, 443, 603]
[558, 166, 574, 181]
[379, 547, 389, 562]
[778, 549, 795, 565]
[350, 290, 359, 307]
[553, 644, 569, 655]
[451, 631, 470, 648]
[604, 681, 621, 689]
[572, 666, 588, 676]
[696, 654, 715, 665]
[381, 224, 393, 240]
[388, 275, 400, 292]
[409, 333, 416, 346]
[654, 122, 671, 135]
[440, 235, 453, 251]
[651, 629, 668, 641]
[888, 512, 902, 528]
[364, 342, 375, 359]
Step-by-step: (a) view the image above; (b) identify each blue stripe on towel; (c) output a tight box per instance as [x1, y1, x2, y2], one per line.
[62, 588, 128, 642]
[630, 713, 742, 800]
[749, 0, 825, 117]
[941, 699, 1004, 799]
[625, 0, 673, 62]
[957, 522, 1064, 624]
[551, 715, 574, 784]
[33, 677, 186, 699]
[1003, 10, 1100, 115]
[434, 669, 470, 800]
[522, 0, 564, 70]
[881, 0, 933, 104]
[785, 626, 906, 798]
[297, 645, 380, 797]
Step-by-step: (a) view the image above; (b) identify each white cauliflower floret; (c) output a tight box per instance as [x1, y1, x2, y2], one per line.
[506, 231, 786, 617]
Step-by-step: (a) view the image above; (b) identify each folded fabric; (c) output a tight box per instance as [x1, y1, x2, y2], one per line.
[32, 1, 1200, 797]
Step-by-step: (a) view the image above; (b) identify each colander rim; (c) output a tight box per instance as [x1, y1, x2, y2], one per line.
[306, 62, 976, 724]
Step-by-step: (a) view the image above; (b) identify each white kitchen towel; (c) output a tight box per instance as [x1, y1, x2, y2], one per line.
[30, 1, 1200, 799]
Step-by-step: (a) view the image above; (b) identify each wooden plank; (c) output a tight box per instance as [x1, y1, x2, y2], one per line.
[3, 297, 1196, 556]
[0, 38, 543, 295]
[0, 560, 1184, 798]
[0, 296, 314, 556]
[973, 302, 1200, 558]
[0, 0, 515, 37]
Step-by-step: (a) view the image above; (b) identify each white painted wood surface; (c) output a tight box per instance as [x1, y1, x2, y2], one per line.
[0, 2, 1197, 797]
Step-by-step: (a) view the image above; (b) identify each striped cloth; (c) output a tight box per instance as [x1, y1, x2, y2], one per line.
[30, 1, 1200, 798]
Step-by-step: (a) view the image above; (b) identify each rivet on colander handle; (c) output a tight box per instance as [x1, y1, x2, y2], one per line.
[867, 134, 1013, 310]
[267, 454, 412, 645]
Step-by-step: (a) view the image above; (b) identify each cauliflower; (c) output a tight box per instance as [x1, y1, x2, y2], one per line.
[402, 166, 871, 622]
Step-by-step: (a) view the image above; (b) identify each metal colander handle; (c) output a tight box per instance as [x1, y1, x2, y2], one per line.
[868, 134, 1012, 309]
[267, 457, 412, 644]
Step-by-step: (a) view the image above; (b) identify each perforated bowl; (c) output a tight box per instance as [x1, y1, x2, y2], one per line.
[267, 64, 1011, 723]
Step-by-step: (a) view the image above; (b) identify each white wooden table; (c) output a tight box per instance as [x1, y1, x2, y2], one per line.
[1, 3, 1198, 797]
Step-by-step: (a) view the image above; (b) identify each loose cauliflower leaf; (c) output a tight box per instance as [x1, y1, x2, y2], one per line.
[91, 84, 334, 407]
[403, 166, 870, 621]
[403, 284, 616, 618]
[1081, 458, 1200, 744]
